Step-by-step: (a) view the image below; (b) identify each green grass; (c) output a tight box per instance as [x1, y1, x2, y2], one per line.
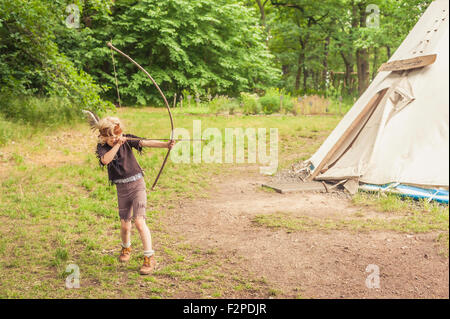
[1, 106, 447, 298]
[3, 106, 337, 298]
[171, 106, 212, 115]
[0, 115, 50, 147]
[259, 185, 278, 193]
[253, 192, 449, 235]
[436, 232, 449, 257]
[253, 209, 448, 234]
[168, 94, 354, 117]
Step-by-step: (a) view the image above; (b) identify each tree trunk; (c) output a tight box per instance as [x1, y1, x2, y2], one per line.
[299, 37, 308, 93]
[343, 1, 357, 95]
[345, 63, 353, 92]
[372, 47, 378, 80]
[303, 68, 308, 93]
[356, 3, 370, 96]
[340, 51, 354, 95]
[255, 0, 270, 37]
[357, 49, 370, 95]
[295, 52, 303, 91]
[255, 0, 267, 27]
[312, 71, 316, 91]
[322, 36, 330, 91]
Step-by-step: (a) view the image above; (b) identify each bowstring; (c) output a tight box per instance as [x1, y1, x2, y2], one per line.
[109, 40, 122, 107]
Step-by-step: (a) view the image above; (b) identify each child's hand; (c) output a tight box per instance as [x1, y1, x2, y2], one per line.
[114, 136, 127, 146]
[167, 140, 176, 150]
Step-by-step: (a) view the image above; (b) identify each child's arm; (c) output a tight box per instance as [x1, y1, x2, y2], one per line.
[101, 138, 126, 165]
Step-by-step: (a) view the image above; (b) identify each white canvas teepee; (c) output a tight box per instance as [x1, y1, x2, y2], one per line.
[305, 0, 449, 201]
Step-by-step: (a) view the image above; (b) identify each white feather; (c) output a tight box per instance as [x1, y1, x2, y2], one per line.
[82, 110, 100, 131]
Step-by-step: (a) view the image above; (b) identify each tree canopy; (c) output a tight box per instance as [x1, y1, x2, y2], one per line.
[0, 0, 432, 114]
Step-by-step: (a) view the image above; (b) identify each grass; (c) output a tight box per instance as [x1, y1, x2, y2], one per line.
[170, 94, 354, 117]
[171, 106, 212, 115]
[1, 106, 338, 298]
[436, 232, 449, 257]
[0, 106, 447, 298]
[0, 115, 50, 147]
[253, 208, 448, 234]
[252, 192, 449, 238]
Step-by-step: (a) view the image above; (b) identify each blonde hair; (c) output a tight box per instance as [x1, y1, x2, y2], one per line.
[97, 116, 125, 144]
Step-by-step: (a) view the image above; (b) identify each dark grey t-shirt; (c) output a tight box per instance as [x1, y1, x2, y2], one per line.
[96, 134, 144, 183]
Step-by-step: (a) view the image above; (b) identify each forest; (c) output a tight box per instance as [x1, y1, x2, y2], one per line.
[0, 0, 432, 122]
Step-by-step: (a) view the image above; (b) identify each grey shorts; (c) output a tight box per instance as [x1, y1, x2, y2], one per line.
[116, 177, 147, 221]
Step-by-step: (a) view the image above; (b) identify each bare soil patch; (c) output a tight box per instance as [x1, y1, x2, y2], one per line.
[163, 166, 449, 299]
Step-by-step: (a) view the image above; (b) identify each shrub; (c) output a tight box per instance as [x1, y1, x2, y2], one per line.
[181, 89, 193, 107]
[260, 95, 279, 114]
[207, 96, 225, 114]
[223, 98, 240, 115]
[260, 88, 282, 114]
[240, 92, 261, 115]
[259, 87, 296, 115]
[0, 94, 82, 125]
[282, 97, 294, 114]
[207, 96, 239, 115]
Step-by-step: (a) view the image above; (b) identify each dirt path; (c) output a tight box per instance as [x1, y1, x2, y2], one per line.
[163, 166, 449, 299]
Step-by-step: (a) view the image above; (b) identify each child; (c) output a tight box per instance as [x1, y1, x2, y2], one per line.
[95, 116, 174, 275]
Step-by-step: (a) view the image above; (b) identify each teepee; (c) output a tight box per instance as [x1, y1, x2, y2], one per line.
[305, 0, 449, 203]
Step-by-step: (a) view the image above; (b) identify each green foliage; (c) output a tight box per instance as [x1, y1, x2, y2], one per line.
[240, 92, 261, 115]
[181, 89, 192, 106]
[260, 88, 282, 114]
[265, 0, 432, 96]
[0, 0, 113, 122]
[282, 96, 294, 114]
[207, 96, 240, 115]
[0, 0, 433, 121]
[0, 94, 80, 125]
[62, 0, 281, 106]
[260, 96, 279, 115]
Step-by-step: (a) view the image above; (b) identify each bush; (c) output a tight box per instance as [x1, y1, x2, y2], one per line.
[260, 95, 279, 114]
[207, 96, 239, 115]
[260, 88, 283, 114]
[0, 94, 82, 125]
[226, 100, 240, 115]
[282, 97, 294, 114]
[223, 98, 240, 115]
[240, 92, 261, 115]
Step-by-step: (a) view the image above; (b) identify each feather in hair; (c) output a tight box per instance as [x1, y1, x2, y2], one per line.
[82, 110, 100, 131]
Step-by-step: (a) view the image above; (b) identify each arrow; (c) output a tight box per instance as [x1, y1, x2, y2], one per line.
[125, 137, 206, 141]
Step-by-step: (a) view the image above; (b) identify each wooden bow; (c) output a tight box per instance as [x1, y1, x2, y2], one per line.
[107, 42, 174, 190]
